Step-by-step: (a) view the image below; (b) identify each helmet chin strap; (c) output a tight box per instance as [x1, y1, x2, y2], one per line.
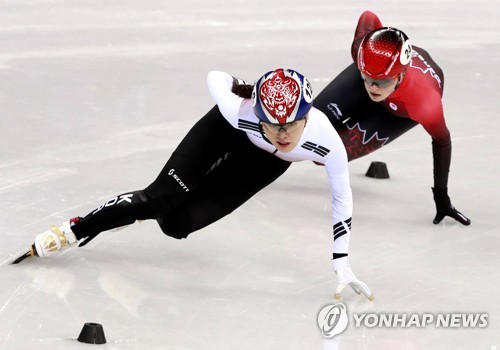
[394, 71, 406, 90]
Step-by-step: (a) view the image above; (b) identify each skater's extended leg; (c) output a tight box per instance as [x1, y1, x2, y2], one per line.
[17, 106, 250, 261]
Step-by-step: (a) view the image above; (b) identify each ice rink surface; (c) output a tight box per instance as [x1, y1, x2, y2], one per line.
[0, 0, 499, 349]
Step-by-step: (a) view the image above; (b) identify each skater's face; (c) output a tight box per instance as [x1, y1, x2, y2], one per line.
[261, 117, 307, 153]
[361, 73, 400, 102]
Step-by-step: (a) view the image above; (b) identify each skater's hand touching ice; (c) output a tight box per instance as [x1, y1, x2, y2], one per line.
[432, 187, 471, 225]
[334, 266, 374, 301]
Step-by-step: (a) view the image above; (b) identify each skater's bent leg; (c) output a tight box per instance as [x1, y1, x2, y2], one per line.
[72, 106, 245, 243]
[31, 106, 244, 256]
[336, 110, 418, 161]
[158, 143, 292, 239]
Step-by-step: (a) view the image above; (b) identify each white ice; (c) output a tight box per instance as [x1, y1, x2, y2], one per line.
[0, 0, 499, 349]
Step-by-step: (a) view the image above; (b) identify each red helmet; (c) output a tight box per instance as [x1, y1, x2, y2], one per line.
[357, 27, 412, 79]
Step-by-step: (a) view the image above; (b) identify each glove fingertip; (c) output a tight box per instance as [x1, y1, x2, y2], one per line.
[454, 210, 471, 226]
[461, 218, 471, 226]
[433, 212, 445, 224]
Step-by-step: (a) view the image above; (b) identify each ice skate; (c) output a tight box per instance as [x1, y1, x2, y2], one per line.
[11, 220, 79, 264]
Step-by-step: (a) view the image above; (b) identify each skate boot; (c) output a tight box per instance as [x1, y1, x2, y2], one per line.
[34, 220, 79, 257]
[11, 218, 80, 264]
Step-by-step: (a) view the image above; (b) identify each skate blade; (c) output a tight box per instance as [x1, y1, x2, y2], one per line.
[10, 245, 37, 265]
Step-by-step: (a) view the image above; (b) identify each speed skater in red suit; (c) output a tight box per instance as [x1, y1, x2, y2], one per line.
[313, 10, 470, 226]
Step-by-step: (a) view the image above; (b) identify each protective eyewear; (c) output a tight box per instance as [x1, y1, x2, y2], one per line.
[361, 73, 398, 88]
[261, 120, 303, 134]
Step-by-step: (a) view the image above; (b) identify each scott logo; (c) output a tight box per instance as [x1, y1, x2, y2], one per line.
[168, 169, 190, 192]
[317, 303, 349, 338]
[93, 193, 134, 215]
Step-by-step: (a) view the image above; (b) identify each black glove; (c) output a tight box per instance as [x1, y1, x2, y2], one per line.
[432, 187, 471, 225]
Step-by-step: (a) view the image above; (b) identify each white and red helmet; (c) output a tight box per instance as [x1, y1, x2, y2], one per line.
[357, 27, 412, 79]
[252, 68, 313, 124]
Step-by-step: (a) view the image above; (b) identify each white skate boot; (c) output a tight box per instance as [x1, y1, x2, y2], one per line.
[10, 218, 81, 264]
[34, 221, 79, 257]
